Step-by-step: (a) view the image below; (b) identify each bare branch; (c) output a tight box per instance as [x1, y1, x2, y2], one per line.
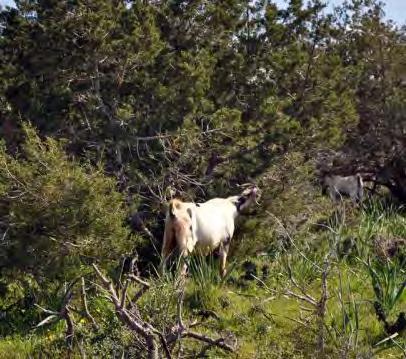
[81, 277, 99, 330]
[127, 273, 151, 303]
[92, 264, 160, 359]
[183, 331, 235, 352]
[285, 289, 318, 307]
[35, 287, 75, 348]
[120, 279, 130, 308]
[166, 277, 237, 353]
[35, 304, 59, 316]
[93, 264, 236, 357]
[131, 128, 224, 143]
[127, 274, 151, 288]
[317, 259, 330, 354]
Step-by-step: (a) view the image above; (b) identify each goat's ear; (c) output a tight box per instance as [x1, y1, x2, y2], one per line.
[186, 208, 193, 219]
[236, 196, 246, 207]
[169, 202, 176, 218]
[229, 196, 239, 205]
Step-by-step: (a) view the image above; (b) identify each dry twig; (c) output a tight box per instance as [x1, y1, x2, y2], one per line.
[92, 264, 236, 357]
[81, 277, 99, 330]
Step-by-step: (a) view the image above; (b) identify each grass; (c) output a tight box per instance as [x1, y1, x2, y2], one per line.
[363, 257, 405, 315]
[1, 199, 405, 358]
[0, 336, 37, 359]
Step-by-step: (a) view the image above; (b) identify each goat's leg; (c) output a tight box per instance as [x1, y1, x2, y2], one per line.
[180, 256, 189, 277]
[177, 238, 194, 277]
[328, 188, 336, 202]
[160, 225, 176, 273]
[219, 243, 230, 278]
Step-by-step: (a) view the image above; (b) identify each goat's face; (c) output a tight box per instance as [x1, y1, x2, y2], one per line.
[236, 186, 259, 212]
[172, 207, 195, 254]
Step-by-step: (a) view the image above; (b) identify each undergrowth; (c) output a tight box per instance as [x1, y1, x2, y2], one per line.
[0, 199, 404, 358]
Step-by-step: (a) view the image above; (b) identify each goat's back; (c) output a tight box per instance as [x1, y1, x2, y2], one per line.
[194, 198, 237, 251]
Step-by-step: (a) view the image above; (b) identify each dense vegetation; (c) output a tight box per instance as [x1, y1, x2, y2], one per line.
[0, 0, 405, 357]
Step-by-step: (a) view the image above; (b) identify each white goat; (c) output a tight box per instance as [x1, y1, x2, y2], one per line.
[161, 186, 259, 276]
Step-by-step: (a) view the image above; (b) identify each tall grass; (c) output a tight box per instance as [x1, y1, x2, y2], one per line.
[328, 272, 360, 355]
[362, 257, 406, 315]
[186, 254, 237, 310]
[360, 199, 406, 239]
[188, 254, 236, 287]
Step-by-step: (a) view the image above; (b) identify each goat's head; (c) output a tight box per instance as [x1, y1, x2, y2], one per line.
[235, 185, 260, 212]
[168, 199, 195, 254]
[168, 198, 184, 218]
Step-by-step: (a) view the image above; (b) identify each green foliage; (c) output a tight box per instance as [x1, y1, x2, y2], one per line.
[0, 124, 133, 336]
[187, 254, 236, 311]
[0, 124, 131, 280]
[364, 258, 405, 316]
[0, 0, 405, 357]
[360, 199, 406, 239]
[329, 273, 361, 352]
[0, 336, 38, 359]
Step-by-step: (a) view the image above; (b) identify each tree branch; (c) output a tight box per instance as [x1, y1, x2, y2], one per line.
[81, 277, 99, 330]
[92, 264, 159, 359]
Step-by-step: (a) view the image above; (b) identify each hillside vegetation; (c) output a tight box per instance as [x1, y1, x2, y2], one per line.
[0, 0, 405, 358]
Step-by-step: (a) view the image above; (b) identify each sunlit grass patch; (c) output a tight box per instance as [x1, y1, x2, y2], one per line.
[0, 336, 37, 359]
